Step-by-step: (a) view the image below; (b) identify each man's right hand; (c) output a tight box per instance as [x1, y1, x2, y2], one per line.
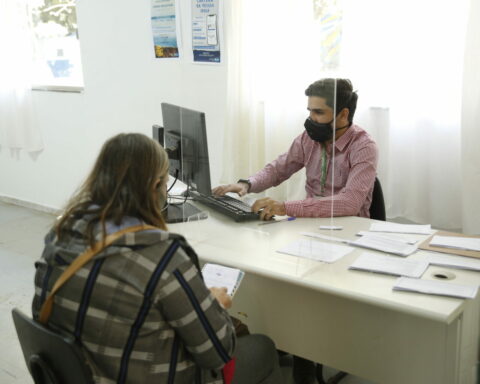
[212, 182, 249, 197]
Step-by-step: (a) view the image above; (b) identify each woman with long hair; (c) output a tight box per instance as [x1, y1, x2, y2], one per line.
[32, 133, 282, 384]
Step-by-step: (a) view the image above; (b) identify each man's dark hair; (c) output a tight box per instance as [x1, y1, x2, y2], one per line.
[305, 78, 358, 125]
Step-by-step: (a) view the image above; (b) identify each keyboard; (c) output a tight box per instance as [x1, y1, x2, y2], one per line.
[192, 193, 259, 222]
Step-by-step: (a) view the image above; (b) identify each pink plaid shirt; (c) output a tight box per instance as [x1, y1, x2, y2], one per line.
[249, 124, 378, 218]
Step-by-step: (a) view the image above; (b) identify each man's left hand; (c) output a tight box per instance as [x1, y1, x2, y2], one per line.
[251, 198, 287, 220]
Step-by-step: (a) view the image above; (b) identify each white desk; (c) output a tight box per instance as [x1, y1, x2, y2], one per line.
[171, 211, 480, 384]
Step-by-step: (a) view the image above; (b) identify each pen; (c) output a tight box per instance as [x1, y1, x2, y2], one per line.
[258, 217, 296, 225]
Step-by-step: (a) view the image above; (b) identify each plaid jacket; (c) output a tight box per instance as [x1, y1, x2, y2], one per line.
[32, 216, 235, 384]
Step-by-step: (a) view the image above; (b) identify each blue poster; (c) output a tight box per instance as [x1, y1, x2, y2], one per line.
[151, 0, 179, 58]
[192, 0, 221, 63]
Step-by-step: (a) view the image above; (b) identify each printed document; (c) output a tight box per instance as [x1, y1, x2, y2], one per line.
[350, 234, 418, 256]
[393, 277, 478, 299]
[202, 263, 245, 297]
[429, 235, 480, 252]
[301, 231, 418, 256]
[349, 252, 428, 278]
[424, 253, 480, 271]
[356, 231, 419, 245]
[277, 239, 354, 263]
[369, 222, 434, 235]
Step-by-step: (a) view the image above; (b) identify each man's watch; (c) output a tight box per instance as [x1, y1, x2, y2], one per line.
[237, 178, 251, 192]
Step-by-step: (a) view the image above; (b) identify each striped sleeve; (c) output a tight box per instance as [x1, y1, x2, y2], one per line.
[249, 133, 305, 193]
[156, 247, 235, 370]
[285, 141, 378, 218]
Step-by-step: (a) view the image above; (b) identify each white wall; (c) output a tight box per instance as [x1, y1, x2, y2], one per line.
[0, 0, 228, 211]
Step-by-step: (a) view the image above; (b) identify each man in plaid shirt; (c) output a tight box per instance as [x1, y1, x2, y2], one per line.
[213, 78, 378, 222]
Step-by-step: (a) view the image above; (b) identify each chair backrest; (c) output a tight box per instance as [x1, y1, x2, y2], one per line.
[369, 177, 386, 221]
[11, 308, 95, 384]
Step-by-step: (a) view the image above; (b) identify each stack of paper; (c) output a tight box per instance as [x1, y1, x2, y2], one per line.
[277, 239, 354, 263]
[393, 277, 478, 299]
[369, 222, 434, 235]
[301, 231, 418, 256]
[202, 263, 245, 297]
[424, 253, 480, 271]
[429, 236, 480, 252]
[356, 231, 419, 245]
[349, 253, 428, 278]
[350, 234, 418, 256]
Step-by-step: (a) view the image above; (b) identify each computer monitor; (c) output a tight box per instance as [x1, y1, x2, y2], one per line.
[152, 103, 212, 222]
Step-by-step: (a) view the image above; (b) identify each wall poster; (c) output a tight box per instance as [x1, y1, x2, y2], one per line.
[191, 0, 221, 63]
[151, 0, 180, 58]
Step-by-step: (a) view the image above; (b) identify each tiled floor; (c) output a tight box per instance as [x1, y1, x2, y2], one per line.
[0, 201, 374, 384]
[0, 202, 54, 384]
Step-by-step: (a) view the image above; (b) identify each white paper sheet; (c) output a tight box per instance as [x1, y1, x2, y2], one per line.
[349, 253, 429, 278]
[429, 235, 480, 252]
[300, 231, 350, 244]
[350, 234, 418, 256]
[424, 253, 480, 271]
[202, 263, 245, 296]
[369, 222, 434, 235]
[277, 239, 354, 263]
[393, 277, 478, 299]
[356, 231, 419, 245]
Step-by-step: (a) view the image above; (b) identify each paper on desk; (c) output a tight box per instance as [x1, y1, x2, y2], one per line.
[202, 263, 245, 296]
[350, 234, 418, 256]
[369, 222, 434, 235]
[277, 239, 354, 263]
[357, 231, 419, 245]
[429, 235, 480, 252]
[301, 231, 418, 256]
[393, 277, 478, 299]
[423, 253, 480, 271]
[349, 252, 428, 278]
[300, 231, 349, 244]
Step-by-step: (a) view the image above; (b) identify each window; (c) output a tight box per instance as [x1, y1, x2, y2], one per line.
[28, 0, 83, 89]
[313, 0, 343, 71]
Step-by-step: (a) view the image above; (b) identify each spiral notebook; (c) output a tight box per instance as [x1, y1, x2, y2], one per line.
[202, 263, 245, 297]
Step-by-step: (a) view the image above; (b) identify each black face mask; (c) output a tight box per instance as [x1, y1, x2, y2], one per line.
[304, 118, 348, 143]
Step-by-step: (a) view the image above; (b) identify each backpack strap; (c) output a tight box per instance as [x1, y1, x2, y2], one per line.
[39, 224, 158, 324]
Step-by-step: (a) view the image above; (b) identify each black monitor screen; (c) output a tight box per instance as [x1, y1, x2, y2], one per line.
[160, 103, 212, 195]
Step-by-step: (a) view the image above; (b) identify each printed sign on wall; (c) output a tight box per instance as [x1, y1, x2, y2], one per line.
[192, 0, 221, 63]
[151, 0, 180, 58]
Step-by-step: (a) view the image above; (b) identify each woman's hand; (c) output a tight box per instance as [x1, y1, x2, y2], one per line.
[209, 287, 232, 309]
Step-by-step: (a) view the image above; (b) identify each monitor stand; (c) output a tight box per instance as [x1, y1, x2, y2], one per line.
[164, 202, 206, 223]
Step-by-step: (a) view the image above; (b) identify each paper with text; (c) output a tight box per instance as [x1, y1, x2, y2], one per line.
[202, 263, 245, 296]
[357, 231, 419, 245]
[277, 239, 354, 263]
[393, 277, 478, 299]
[429, 236, 480, 252]
[369, 222, 434, 235]
[424, 253, 480, 271]
[350, 234, 418, 256]
[349, 252, 428, 278]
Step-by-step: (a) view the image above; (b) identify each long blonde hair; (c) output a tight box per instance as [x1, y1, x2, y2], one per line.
[56, 133, 169, 246]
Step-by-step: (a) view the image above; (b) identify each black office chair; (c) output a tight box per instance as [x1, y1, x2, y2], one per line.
[315, 178, 386, 384]
[11, 308, 95, 384]
[369, 177, 386, 221]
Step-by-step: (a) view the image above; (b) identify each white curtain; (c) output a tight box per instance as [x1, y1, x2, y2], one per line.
[461, 0, 480, 235]
[223, 0, 323, 201]
[223, 0, 478, 233]
[0, 0, 43, 153]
